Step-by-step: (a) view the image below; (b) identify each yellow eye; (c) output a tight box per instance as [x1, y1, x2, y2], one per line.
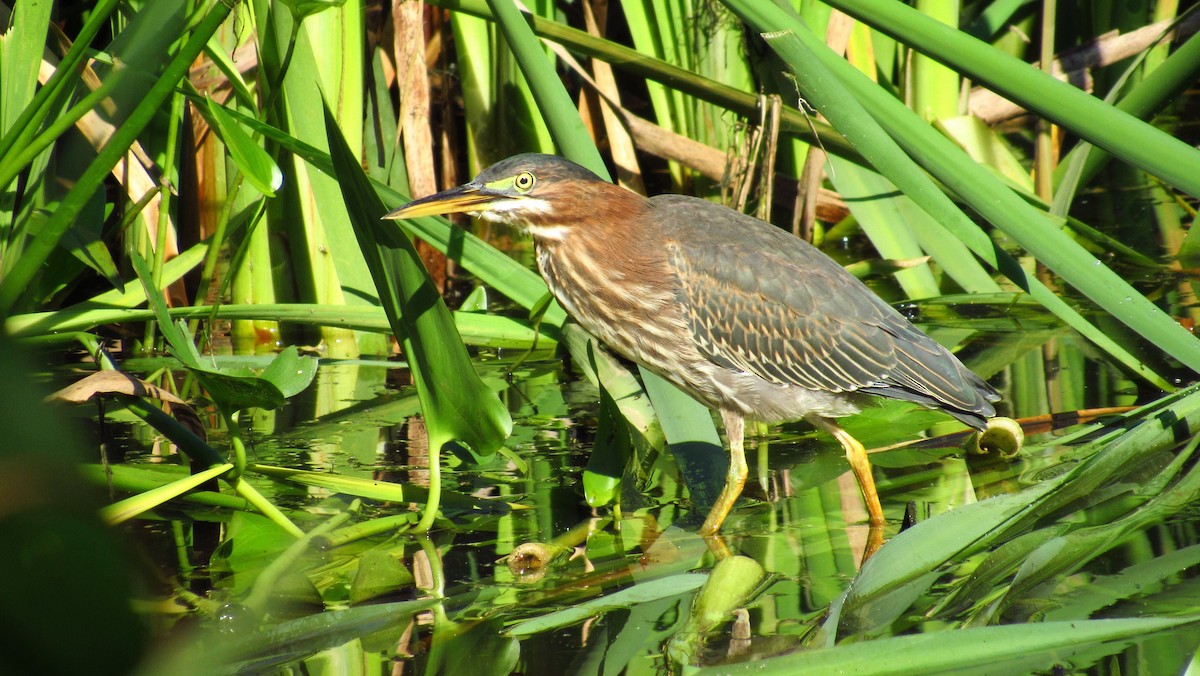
[514, 171, 536, 192]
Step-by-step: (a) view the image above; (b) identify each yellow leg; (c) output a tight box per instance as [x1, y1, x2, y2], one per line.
[699, 411, 748, 536]
[814, 418, 886, 527]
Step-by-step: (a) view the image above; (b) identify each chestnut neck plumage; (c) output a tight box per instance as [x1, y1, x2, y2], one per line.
[523, 181, 653, 264]
[523, 182, 687, 373]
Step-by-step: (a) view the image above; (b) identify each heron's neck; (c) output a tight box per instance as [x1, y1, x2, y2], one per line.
[529, 183, 650, 250]
[532, 185, 665, 300]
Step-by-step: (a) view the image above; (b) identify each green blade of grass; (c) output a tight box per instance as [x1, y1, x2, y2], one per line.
[323, 103, 512, 530]
[101, 463, 235, 525]
[910, 0, 961, 122]
[7, 304, 551, 349]
[0, 0, 54, 138]
[706, 615, 1200, 675]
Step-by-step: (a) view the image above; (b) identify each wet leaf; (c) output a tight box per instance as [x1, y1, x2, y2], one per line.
[258, 346, 319, 398]
[211, 512, 302, 598]
[426, 616, 519, 676]
[349, 550, 415, 605]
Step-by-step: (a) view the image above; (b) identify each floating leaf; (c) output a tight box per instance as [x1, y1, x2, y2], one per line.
[129, 252, 317, 412]
[349, 550, 415, 605]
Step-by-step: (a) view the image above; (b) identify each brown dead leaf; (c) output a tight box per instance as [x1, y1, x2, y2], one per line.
[47, 370, 186, 405]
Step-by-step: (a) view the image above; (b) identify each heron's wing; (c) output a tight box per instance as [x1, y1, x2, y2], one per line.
[653, 195, 997, 424]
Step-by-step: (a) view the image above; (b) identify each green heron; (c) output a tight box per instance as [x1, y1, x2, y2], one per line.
[385, 154, 999, 535]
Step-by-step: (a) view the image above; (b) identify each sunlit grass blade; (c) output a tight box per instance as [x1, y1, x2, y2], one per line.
[710, 615, 1200, 675]
[101, 463, 235, 525]
[323, 103, 512, 530]
[78, 464, 251, 511]
[941, 116, 1034, 192]
[448, 12, 494, 169]
[8, 303, 550, 349]
[620, 0, 684, 152]
[365, 46, 407, 187]
[204, 96, 282, 197]
[909, 0, 960, 122]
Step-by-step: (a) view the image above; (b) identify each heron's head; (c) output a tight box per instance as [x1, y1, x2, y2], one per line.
[383, 154, 614, 241]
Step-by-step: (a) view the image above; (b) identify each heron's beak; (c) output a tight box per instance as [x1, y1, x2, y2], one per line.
[383, 184, 505, 220]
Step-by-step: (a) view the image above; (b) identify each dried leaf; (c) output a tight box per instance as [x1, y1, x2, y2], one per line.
[47, 370, 186, 405]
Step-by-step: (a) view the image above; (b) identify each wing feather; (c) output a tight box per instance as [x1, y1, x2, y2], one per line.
[653, 195, 998, 427]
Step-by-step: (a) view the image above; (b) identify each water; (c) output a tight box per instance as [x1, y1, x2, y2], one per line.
[68, 314, 1200, 673]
